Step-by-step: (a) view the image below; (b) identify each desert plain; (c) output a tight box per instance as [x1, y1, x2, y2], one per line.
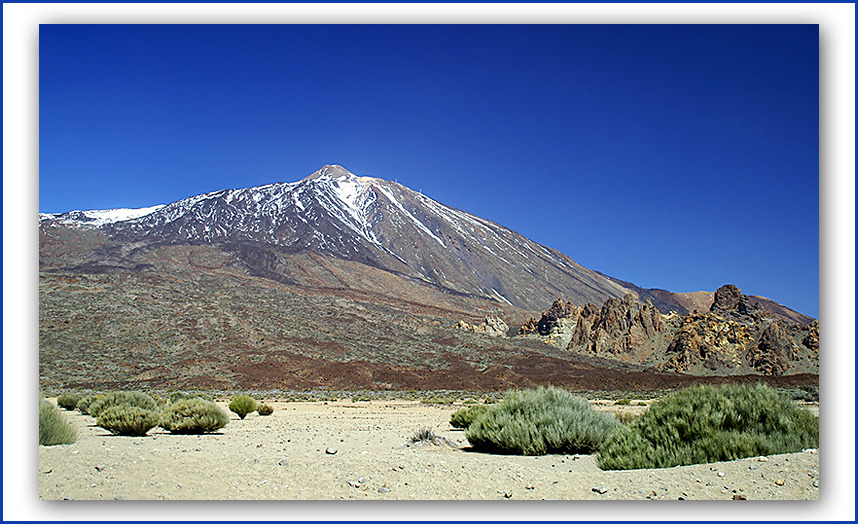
[38, 397, 819, 502]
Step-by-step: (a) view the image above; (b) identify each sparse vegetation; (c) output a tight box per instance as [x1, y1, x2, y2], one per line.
[613, 399, 630, 406]
[406, 427, 458, 448]
[39, 399, 77, 446]
[160, 398, 229, 434]
[597, 383, 820, 470]
[465, 386, 621, 455]
[96, 405, 160, 436]
[450, 404, 490, 429]
[257, 404, 274, 416]
[229, 394, 258, 419]
[87, 391, 159, 418]
[56, 394, 83, 410]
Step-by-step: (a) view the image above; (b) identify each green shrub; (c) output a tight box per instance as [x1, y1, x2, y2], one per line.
[229, 394, 258, 419]
[39, 399, 77, 446]
[169, 391, 214, 404]
[159, 398, 229, 434]
[597, 383, 820, 470]
[613, 399, 631, 406]
[76, 394, 102, 415]
[613, 411, 639, 425]
[450, 404, 490, 429]
[87, 391, 159, 418]
[56, 394, 83, 410]
[97, 405, 160, 436]
[465, 386, 620, 455]
[257, 404, 274, 416]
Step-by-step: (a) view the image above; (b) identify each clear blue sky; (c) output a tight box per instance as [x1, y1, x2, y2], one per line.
[39, 24, 819, 317]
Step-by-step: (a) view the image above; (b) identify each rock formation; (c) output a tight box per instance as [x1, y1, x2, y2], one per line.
[522, 284, 818, 376]
[455, 316, 509, 338]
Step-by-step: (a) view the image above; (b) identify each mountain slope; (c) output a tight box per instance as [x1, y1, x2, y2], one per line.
[42, 165, 635, 311]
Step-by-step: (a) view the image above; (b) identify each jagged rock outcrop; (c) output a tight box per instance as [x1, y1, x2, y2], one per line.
[525, 284, 818, 377]
[536, 299, 578, 336]
[802, 320, 819, 352]
[745, 321, 795, 376]
[710, 283, 762, 318]
[660, 315, 754, 373]
[518, 318, 539, 336]
[456, 316, 509, 338]
[568, 294, 666, 358]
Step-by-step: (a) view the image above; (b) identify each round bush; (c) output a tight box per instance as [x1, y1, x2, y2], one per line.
[169, 391, 214, 404]
[87, 391, 159, 418]
[465, 386, 620, 455]
[57, 394, 83, 411]
[257, 404, 274, 416]
[597, 383, 820, 470]
[160, 398, 229, 434]
[97, 405, 160, 436]
[40, 399, 77, 446]
[450, 404, 490, 429]
[76, 394, 102, 415]
[229, 394, 258, 419]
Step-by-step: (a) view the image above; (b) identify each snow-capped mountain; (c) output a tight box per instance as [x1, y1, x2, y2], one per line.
[40, 205, 165, 227]
[40, 165, 641, 310]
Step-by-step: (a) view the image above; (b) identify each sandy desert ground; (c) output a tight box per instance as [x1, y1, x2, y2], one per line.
[39, 398, 819, 502]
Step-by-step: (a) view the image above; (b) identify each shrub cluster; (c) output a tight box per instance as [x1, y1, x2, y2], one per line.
[450, 404, 490, 429]
[169, 391, 214, 404]
[257, 404, 274, 416]
[597, 383, 820, 470]
[160, 398, 229, 434]
[39, 399, 77, 446]
[97, 405, 160, 436]
[87, 391, 159, 418]
[465, 386, 620, 455]
[57, 394, 83, 411]
[229, 394, 258, 419]
[76, 394, 103, 415]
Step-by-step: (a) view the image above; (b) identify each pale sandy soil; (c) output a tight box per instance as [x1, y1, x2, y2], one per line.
[39, 399, 819, 501]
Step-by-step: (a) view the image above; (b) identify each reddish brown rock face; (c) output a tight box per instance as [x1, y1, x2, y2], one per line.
[747, 322, 794, 376]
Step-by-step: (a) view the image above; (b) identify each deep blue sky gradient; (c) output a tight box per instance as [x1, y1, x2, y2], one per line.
[39, 24, 819, 317]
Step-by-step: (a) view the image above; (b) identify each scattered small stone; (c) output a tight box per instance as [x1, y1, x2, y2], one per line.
[358, 477, 367, 484]
[717, 472, 725, 477]
[677, 496, 685, 500]
[278, 459, 288, 466]
[592, 486, 608, 494]
[733, 494, 747, 500]
[378, 487, 390, 493]
[503, 490, 513, 498]
[748, 465, 757, 470]
[813, 480, 819, 488]
[325, 448, 338, 455]
[525, 484, 535, 490]
[646, 490, 657, 499]
[757, 456, 768, 462]
[113, 495, 123, 500]
[347, 480, 361, 488]
[775, 479, 785, 486]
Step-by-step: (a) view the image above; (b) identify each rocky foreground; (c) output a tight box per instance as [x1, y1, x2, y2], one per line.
[39, 398, 819, 502]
